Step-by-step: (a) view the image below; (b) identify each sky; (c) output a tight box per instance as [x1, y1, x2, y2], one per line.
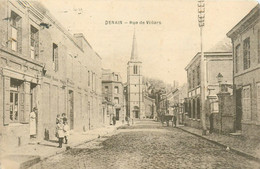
[39, 0, 258, 85]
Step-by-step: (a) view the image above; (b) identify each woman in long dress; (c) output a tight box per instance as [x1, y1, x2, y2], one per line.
[30, 107, 37, 136]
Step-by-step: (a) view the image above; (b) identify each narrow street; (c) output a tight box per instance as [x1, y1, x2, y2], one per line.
[36, 120, 260, 169]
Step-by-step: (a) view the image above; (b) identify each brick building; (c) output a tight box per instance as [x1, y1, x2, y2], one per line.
[184, 39, 233, 129]
[0, 0, 102, 151]
[102, 69, 125, 125]
[227, 4, 260, 138]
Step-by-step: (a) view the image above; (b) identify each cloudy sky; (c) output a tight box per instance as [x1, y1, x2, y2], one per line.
[40, 0, 258, 85]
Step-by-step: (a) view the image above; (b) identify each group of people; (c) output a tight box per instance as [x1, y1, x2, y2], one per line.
[56, 113, 70, 148]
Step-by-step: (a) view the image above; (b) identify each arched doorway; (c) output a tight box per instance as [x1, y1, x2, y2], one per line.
[133, 106, 139, 118]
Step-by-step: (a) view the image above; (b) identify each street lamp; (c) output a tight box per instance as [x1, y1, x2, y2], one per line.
[198, 0, 207, 135]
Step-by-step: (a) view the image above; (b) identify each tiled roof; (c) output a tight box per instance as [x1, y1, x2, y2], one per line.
[206, 37, 232, 53]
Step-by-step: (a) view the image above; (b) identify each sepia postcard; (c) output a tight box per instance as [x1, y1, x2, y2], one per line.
[0, 0, 260, 168]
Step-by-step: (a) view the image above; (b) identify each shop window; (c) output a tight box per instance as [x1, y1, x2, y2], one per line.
[10, 79, 23, 122]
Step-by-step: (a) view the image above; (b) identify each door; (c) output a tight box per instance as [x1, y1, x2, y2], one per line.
[116, 109, 120, 120]
[68, 90, 74, 130]
[236, 88, 242, 131]
[135, 110, 139, 118]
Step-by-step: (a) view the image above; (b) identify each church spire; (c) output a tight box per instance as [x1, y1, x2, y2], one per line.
[130, 30, 138, 60]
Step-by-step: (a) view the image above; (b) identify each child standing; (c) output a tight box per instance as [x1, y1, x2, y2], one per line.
[56, 119, 64, 148]
[56, 114, 61, 124]
[63, 121, 70, 144]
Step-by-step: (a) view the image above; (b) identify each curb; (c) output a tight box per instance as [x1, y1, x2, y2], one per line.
[177, 127, 260, 163]
[4, 125, 120, 169]
[41, 126, 118, 162]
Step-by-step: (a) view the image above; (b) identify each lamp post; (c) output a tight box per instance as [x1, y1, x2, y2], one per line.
[198, 0, 207, 135]
[217, 73, 223, 134]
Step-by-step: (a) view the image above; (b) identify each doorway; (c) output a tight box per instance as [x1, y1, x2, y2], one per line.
[236, 88, 242, 131]
[116, 109, 120, 120]
[68, 90, 74, 130]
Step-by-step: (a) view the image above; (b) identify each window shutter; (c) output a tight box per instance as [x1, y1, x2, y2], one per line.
[19, 82, 25, 123]
[20, 82, 30, 123]
[17, 22, 22, 54]
[35, 32, 39, 59]
[3, 77, 10, 125]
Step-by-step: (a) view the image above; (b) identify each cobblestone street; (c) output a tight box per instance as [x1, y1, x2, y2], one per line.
[38, 120, 260, 169]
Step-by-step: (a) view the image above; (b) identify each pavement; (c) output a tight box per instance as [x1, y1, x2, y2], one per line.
[0, 122, 126, 169]
[37, 120, 260, 169]
[177, 125, 260, 163]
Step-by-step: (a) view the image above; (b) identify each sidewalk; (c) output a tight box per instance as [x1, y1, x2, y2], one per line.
[177, 125, 260, 162]
[0, 123, 125, 169]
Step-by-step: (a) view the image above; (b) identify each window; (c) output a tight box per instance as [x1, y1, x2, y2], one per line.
[188, 73, 192, 89]
[197, 66, 200, 85]
[30, 25, 39, 59]
[257, 83, 260, 122]
[92, 72, 94, 91]
[52, 43, 58, 71]
[115, 74, 119, 81]
[210, 101, 219, 113]
[105, 86, 108, 93]
[243, 38, 250, 70]
[235, 44, 240, 73]
[114, 86, 119, 94]
[10, 11, 21, 52]
[88, 71, 90, 86]
[133, 65, 138, 74]
[10, 79, 22, 122]
[242, 86, 251, 121]
[114, 97, 119, 104]
[192, 69, 195, 88]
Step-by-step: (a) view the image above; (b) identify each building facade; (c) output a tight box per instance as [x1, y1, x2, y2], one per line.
[184, 41, 233, 130]
[102, 69, 125, 125]
[127, 32, 145, 119]
[227, 4, 260, 138]
[143, 95, 156, 119]
[0, 0, 103, 151]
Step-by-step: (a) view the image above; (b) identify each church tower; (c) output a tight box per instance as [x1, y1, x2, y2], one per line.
[127, 31, 144, 119]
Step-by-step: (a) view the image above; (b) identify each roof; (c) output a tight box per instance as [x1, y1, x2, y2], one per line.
[130, 31, 138, 61]
[207, 38, 232, 53]
[185, 38, 232, 70]
[227, 4, 260, 38]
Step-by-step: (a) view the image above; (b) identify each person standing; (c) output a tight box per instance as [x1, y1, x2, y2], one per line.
[63, 121, 70, 144]
[56, 119, 64, 148]
[30, 107, 37, 137]
[112, 115, 116, 125]
[173, 115, 177, 127]
[56, 114, 61, 124]
[62, 113, 68, 123]
[209, 113, 214, 134]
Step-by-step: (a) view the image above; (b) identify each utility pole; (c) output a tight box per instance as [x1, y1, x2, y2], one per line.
[198, 0, 207, 135]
